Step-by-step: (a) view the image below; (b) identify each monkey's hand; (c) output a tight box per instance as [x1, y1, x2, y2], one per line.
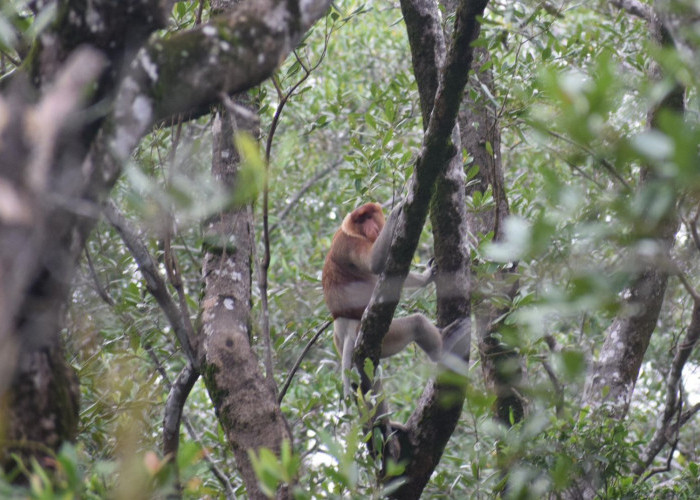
[425, 257, 438, 284]
[441, 316, 471, 363]
[405, 258, 437, 288]
[385, 201, 405, 227]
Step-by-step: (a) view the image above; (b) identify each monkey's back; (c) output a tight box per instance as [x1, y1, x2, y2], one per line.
[322, 229, 376, 320]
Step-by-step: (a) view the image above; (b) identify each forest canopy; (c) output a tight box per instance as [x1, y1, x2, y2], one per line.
[0, 0, 699, 498]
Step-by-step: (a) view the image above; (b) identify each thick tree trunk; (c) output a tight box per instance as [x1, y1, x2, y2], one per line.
[568, 5, 685, 499]
[459, 46, 524, 425]
[199, 109, 292, 499]
[366, 1, 487, 497]
[0, 0, 165, 469]
[581, 4, 684, 420]
[0, 0, 328, 479]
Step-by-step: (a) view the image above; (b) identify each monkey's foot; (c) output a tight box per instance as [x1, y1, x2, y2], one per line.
[441, 317, 471, 361]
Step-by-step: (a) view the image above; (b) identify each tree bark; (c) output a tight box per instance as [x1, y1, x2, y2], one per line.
[198, 108, 292, 499]
[441, 0, 524, 426]
[351, 0, 489, 496]
[387, 0, 472, 497]
[581, 3, 684, 420]
[0, 0, 328, 475]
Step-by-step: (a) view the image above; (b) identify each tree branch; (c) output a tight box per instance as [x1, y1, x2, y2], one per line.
[107, 0, 332, 166]
[355, 0, 489, 369]
[278, 320, 332, 404]
[163, 363, 199, 459]
[351, 2, 488, 494]
[635, 301, 700, 475]
[610, 0, 654, 23]
[104, 201, 197, 366]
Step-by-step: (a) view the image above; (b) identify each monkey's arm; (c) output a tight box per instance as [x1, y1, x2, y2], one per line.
[404, 266, 436, 288]
[370, 203, 435, 287]
[369, 204, 401, 274]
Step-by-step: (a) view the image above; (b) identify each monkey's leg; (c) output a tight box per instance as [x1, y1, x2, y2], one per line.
[334, 317, 360, 397]
[381, 314, 442, 361]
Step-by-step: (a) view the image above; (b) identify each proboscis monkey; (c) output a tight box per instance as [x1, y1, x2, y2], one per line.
[322, 202, 466, 396]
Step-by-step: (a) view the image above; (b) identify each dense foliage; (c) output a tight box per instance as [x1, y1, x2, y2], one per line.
[1, 0, 698, 498]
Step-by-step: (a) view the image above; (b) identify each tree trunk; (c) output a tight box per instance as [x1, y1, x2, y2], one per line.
[0, 0, 328, 481]
[459, 45, 524, 425]
[0, 0, 166, 471]
[199, 108, 292, 499]
[581, 3, 684, 420]
[379, 1, 487, 497]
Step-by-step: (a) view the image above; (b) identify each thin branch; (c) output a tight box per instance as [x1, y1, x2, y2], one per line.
[84, 247, 115, 306]
[674, 268, 700, 303]
[162, 117, 197, 366]
[269, 160, 342, 234]
[257, 30, 332, 386]
[541, 359, 564, 417]
[541, 143, 607, 190]
[163, 233, 198, 358]
[163, 364, 199, 459]
[278, 320, 332, 404]
[679, 402, 700, 425]
[0, 48, 20, 67]
[544, 129, 632, 190]
[104, 201, 197, 366]
[610, 0, 654, 23]
[642, 436, 678, 482]
[635, 301, 700, 475]
[180, 418, 236, 500]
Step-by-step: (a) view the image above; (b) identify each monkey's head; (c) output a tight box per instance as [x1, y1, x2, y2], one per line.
[344, 202, 385, 242]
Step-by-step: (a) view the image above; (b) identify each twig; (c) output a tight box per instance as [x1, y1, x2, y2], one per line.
[278, 320, 332, 404]
[180, 412, 236, 500]
[104, 201, 197, 366]
[269, 160, 342, 234]
[544, 129, 632, 190]
[540, 143, 607, 190]
[84, 247, 115, 306]
[258, 32, 332, 386]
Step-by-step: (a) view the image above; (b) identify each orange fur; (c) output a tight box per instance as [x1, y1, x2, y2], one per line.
[322, 203, 448, 396]
[322, 203, 384, 319]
